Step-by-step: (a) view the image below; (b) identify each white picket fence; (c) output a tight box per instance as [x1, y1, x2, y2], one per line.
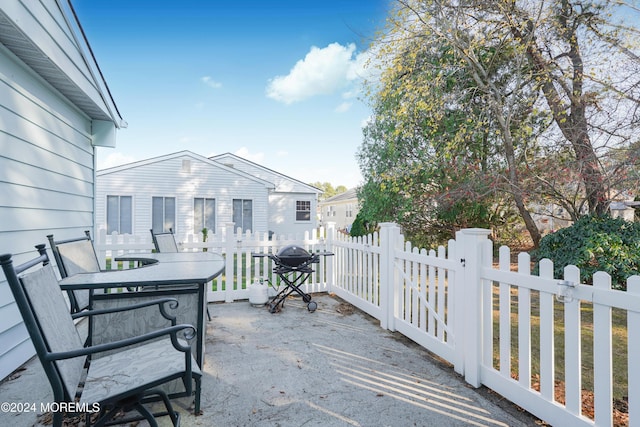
[95, 223, 636, 427]
[94, 223, 332, 303]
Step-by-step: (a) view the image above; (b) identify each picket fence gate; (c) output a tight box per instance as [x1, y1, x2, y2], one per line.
[95, 223, 637, 427]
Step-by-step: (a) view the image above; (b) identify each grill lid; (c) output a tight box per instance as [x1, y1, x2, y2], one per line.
[276, 245, 312, 267]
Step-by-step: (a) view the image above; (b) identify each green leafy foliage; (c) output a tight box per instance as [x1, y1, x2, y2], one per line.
[350, 211, 376, 238]
[357, 0, 640, 249]
[534, 215, 640, 290]
[309, 182, 348, 200]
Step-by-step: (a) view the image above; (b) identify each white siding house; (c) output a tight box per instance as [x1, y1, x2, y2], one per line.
[211, 153, 322, 236]
[95, 151, 321, 242]
[96, 151, 274, 241]
[318, 188, 359, 232]
[0, 0, 125, 380]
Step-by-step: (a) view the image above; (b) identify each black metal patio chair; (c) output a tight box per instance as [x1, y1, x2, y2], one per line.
[0, 246, 201, 427]
[47, 231, 147, 317]
[46, 231, 99, 314]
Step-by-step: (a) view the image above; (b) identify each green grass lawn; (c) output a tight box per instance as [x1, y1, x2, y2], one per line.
[492, 286, 628, 403]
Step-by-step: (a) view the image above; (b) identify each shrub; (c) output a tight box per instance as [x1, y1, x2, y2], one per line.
[350, 211, 376, 237]
[534, 215, 640, 290]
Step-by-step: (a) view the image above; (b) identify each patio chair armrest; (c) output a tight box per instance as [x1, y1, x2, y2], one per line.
[71, 297, 179, 325]
[44, 323, 196, 362]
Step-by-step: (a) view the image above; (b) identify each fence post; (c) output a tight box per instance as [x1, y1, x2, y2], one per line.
[379, 222, 401, 331]
[628, 276, 640, 425]
[95, 229, 107, 269]
[225, 223, 235, 303]
[325, 222, 336, 292]
[457, 228, 492, 387]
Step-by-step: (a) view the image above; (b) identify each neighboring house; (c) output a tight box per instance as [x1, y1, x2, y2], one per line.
[610, 202, 635, 221]
[319, 188, 359, 233]
[0, 1, 125, 380]
[533, 191, 637, 236]
[211, 153, 322, 237]
[95, 151, 321, 242]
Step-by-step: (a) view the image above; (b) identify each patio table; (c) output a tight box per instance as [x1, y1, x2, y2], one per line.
[59, 252, 224, 367]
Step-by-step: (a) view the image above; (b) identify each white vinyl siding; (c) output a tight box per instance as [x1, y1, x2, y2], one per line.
[0, 2, 115, 121]
[0, 45, 95, 380]
[211, 154, 321, 236]
[96, 152, 321, 243]
[96, 153, 271, 241]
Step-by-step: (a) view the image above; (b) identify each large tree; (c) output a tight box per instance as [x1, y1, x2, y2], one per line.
[309, 182, 348, 200]
[359, 0, 640, 247]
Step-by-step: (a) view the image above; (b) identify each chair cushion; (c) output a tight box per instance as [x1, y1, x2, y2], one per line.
[57, 240, 101, 275]
[19, 264, 86, 399]
[154, 234, 179, 253]
[81, 337, 201, 404]
[57, 239, 100, 310]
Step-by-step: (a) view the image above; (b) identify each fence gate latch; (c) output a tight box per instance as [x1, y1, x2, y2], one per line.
[460, 258, 466, 267]
[556, 280, 577, 303]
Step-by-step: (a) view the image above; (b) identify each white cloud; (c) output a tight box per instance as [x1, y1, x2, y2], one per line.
[234, 147, 265, 164]
[348, 48, 374, 81]
[341, 89, 358, 100]
[97, 151, 136, 170]
[266, 42, 370, 104]
[201, 76, 222, 89]
[334, 101, 352, 113]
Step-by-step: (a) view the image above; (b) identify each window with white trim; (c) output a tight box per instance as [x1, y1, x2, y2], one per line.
[106, 195, 132, 234]
[152, 196, 176, 233]
[232, 199, 253, 232]
[194, 198, 216, 234]
[296, 200, 311, 221]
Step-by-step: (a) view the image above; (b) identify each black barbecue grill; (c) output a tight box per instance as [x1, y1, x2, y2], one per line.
[252, 245, 333, 313]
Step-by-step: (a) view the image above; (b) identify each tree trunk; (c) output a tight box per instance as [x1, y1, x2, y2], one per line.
[511, 12, 609, 216]
[500, 119, 543, 247]
[452, 34, 544, 247]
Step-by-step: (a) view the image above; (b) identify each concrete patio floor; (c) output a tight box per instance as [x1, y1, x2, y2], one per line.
[0, 294, 541, 426]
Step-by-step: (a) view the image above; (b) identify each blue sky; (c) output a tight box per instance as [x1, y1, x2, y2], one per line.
[72, 0, 390, 189]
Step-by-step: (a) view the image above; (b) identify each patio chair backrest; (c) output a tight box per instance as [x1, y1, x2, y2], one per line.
[150, 229, 179, 253]
[0, 249, 84, 402]
[47, 231, 99, 313]
[57, 239, 100, 276]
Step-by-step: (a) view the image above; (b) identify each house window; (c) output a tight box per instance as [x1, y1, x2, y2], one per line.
[232, 199, 253, 232]
[106, 195, 132, 234]
[152, 196, 176, 233]
[296, 200, 311, 221]
[194, 198, 215, 234]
